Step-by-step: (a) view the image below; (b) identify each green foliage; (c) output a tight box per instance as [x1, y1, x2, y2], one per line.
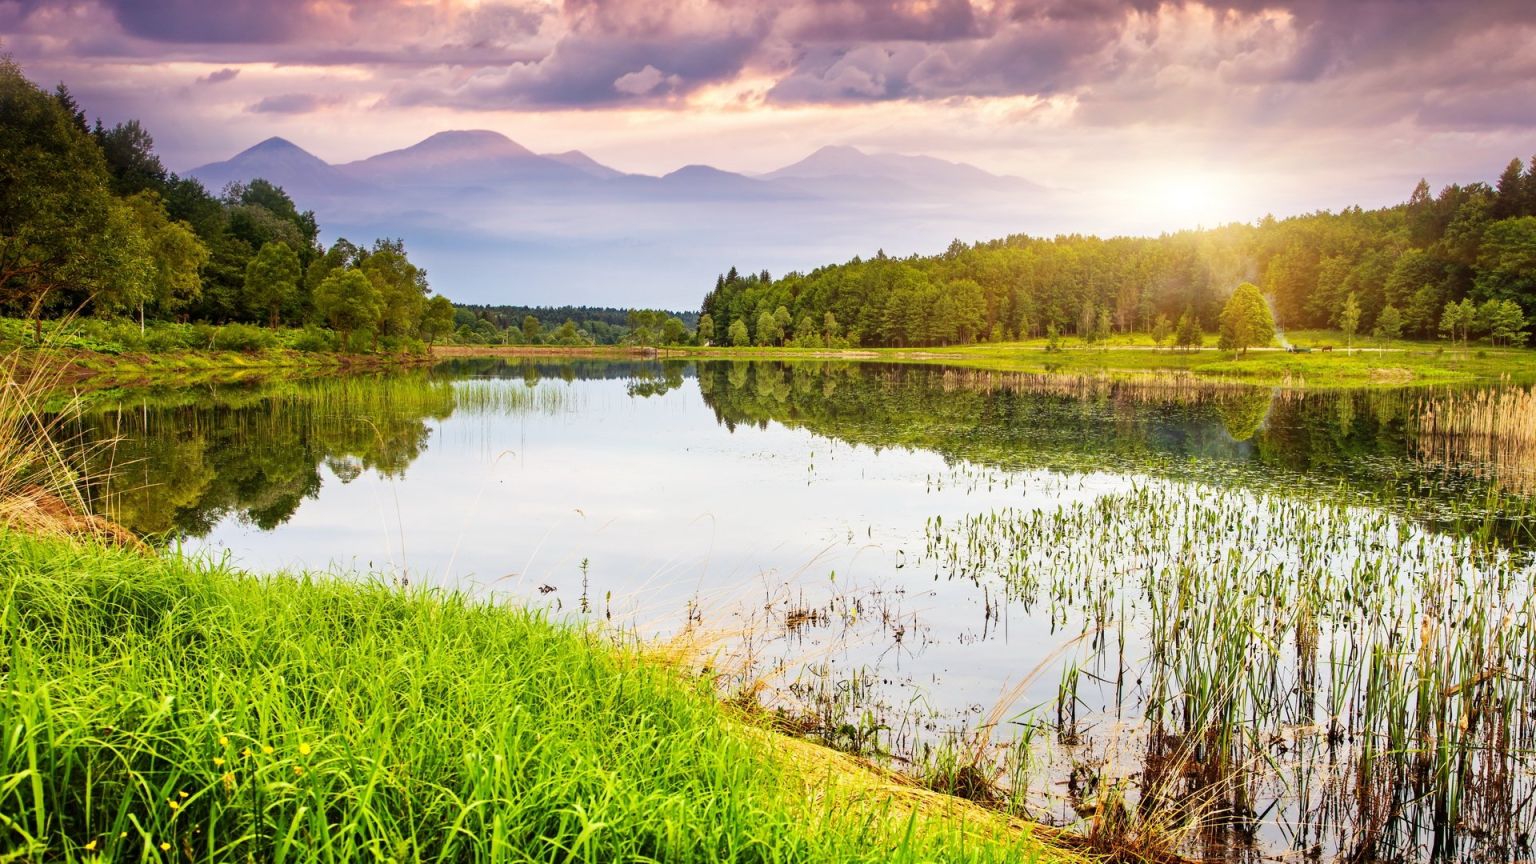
[420, 295, 454, 345]
[696, 313, 714, 345]
[1373, 304, 1404, 344]
[0, 57, 145, 324]
[701, 157, 1536, 352]
[1217, 283, 1274, 355]
[755, 309, 782, 347]
[243, 241, 301, 328]
[1151, 313, 1172, 350]
[0, 533, 1065, 863]
[312, 269, 381, 345]
[728, 318, 750, 347]
[1175, 308, 1202, 351]
[126, 192, 209, 319]
[1339, 292, 1361, 351]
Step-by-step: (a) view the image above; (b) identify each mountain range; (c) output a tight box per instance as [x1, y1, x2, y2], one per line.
[188, 130, 1056, 307]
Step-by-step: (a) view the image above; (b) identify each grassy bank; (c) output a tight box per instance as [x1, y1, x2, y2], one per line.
[0, 533, 1073, 864]
[674, 331, 1536, 389]
[1, 317, 435, 391]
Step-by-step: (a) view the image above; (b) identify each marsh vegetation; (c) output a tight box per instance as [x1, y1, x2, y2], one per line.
[24, 359, 1529, 861]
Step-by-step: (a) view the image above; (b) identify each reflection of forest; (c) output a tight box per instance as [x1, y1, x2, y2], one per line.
[73, 359, 1532, 543]
[79, 373, 457, 537]
[695, 362, 1532, 537]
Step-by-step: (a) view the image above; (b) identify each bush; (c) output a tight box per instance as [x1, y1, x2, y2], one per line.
[288, 326, 337, 353]
[210, 323, 275, 353]
[142, 324, 196, 352]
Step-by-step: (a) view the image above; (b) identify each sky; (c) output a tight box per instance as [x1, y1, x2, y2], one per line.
[3, 0, 1536, 230]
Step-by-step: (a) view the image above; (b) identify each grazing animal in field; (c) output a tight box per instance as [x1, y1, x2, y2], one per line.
[1320, 345, 1333, 352]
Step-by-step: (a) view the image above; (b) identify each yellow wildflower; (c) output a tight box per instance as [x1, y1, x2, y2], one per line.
[167, 800, 179, 811]
[262, 745, 274, 755]
[178, 790, 188, 798]
[218, 735, 229, 746]
[160, 842, 171, 851]
[84, 840, 98, 851]
[222, 771, 236, 791]
[241, 747, 251, 758]
[298, 742, 312, 756]
[213, 757, 225, 767]
[293, 765, 305, 777]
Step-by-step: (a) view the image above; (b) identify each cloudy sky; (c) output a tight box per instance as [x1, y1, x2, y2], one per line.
[4, 0, 1535, 229]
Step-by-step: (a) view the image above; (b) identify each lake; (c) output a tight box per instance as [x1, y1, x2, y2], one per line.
[75, 359, 1536, 863]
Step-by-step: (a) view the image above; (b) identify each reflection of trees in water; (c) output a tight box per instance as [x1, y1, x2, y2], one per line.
[78, 373, 456, 538]
[696, 362, 1530, 540]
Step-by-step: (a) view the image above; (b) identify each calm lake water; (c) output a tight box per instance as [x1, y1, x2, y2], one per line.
[77, 360, 1536, 863]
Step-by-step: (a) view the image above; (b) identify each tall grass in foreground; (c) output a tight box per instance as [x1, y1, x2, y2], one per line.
[0, 533, 1067, 864]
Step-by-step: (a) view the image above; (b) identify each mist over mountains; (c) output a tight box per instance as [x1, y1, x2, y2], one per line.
[189, 131, 1058, 308]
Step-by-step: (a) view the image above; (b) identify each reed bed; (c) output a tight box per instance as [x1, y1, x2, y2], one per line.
[938, 368, 1259, 406]
[1416, 384, 1536, 494]
[918, 482, 1536, 861]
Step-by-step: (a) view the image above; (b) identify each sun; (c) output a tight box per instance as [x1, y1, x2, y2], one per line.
[1153, 171, 1233, 228]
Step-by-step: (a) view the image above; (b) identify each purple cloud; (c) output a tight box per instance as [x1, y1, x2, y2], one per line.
[198, 67, 239, 84]
[247, 93, 344, 114]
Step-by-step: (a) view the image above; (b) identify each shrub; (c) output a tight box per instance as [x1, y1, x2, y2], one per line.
[288, 326, 337, 353]
[211, 323, 275, 353]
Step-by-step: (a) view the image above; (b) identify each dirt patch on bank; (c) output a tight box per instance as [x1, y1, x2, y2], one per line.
[0, 485, 145, 550]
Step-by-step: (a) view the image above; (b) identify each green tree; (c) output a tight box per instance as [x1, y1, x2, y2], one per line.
[1473, 217, 1536, 309]
[1151, 313, 1172, 350]
[1438, 297, 1475, 348]
[0, 57, 140, 334]
[755, 310, 781, 347]
[1175, 309, 1202, 352]
[1338, 292, 1361, 354]
[1486, 299, 1528, 347]
[522, 314, 542, 344]
[361, 239, 428, 341]
[661, 316, 688, 346]
[728, 318, 750, 347]
[696, 313, 714, 345]
[243, 240, 301, 328]
[823, 311, 840, 344]
[312, 268, 381, 348]
[1372, 304, 1403, 345]
[1217, 283, 1274, 355]
[125, 192, 208, 324]
[772, 305, 792, 341]
[420, 295, 455, 346]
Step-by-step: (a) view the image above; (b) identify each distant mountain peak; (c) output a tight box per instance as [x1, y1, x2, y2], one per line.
[390, 129, 533, 158]
[188, 136, 359, 198]
[231, 136, 325, 161]
[543, 150, 625, 179]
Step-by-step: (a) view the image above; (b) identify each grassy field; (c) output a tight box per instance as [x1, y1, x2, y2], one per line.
[0, 532, 1074, 863]
[675, 330, 1536, 388]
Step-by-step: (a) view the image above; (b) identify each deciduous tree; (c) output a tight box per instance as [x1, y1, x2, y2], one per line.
[1217, 283, 1274, 355]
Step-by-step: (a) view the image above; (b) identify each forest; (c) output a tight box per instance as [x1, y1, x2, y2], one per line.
[700, 159, 1536, 349]
[1, 57, 452, 352]
[452, 304, 698, 346]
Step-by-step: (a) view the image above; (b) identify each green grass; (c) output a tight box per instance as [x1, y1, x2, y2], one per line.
[676, 330, 1536, 389]
[0, 532, 1070, 863]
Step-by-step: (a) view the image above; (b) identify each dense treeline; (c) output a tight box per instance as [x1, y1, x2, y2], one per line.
[701, 159, 1536, 349]
[1, 57, 453, 351]
[451, 305, 697, 347]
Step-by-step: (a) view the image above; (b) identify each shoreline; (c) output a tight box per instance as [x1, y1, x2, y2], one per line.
[0, 528, 1088, 864]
